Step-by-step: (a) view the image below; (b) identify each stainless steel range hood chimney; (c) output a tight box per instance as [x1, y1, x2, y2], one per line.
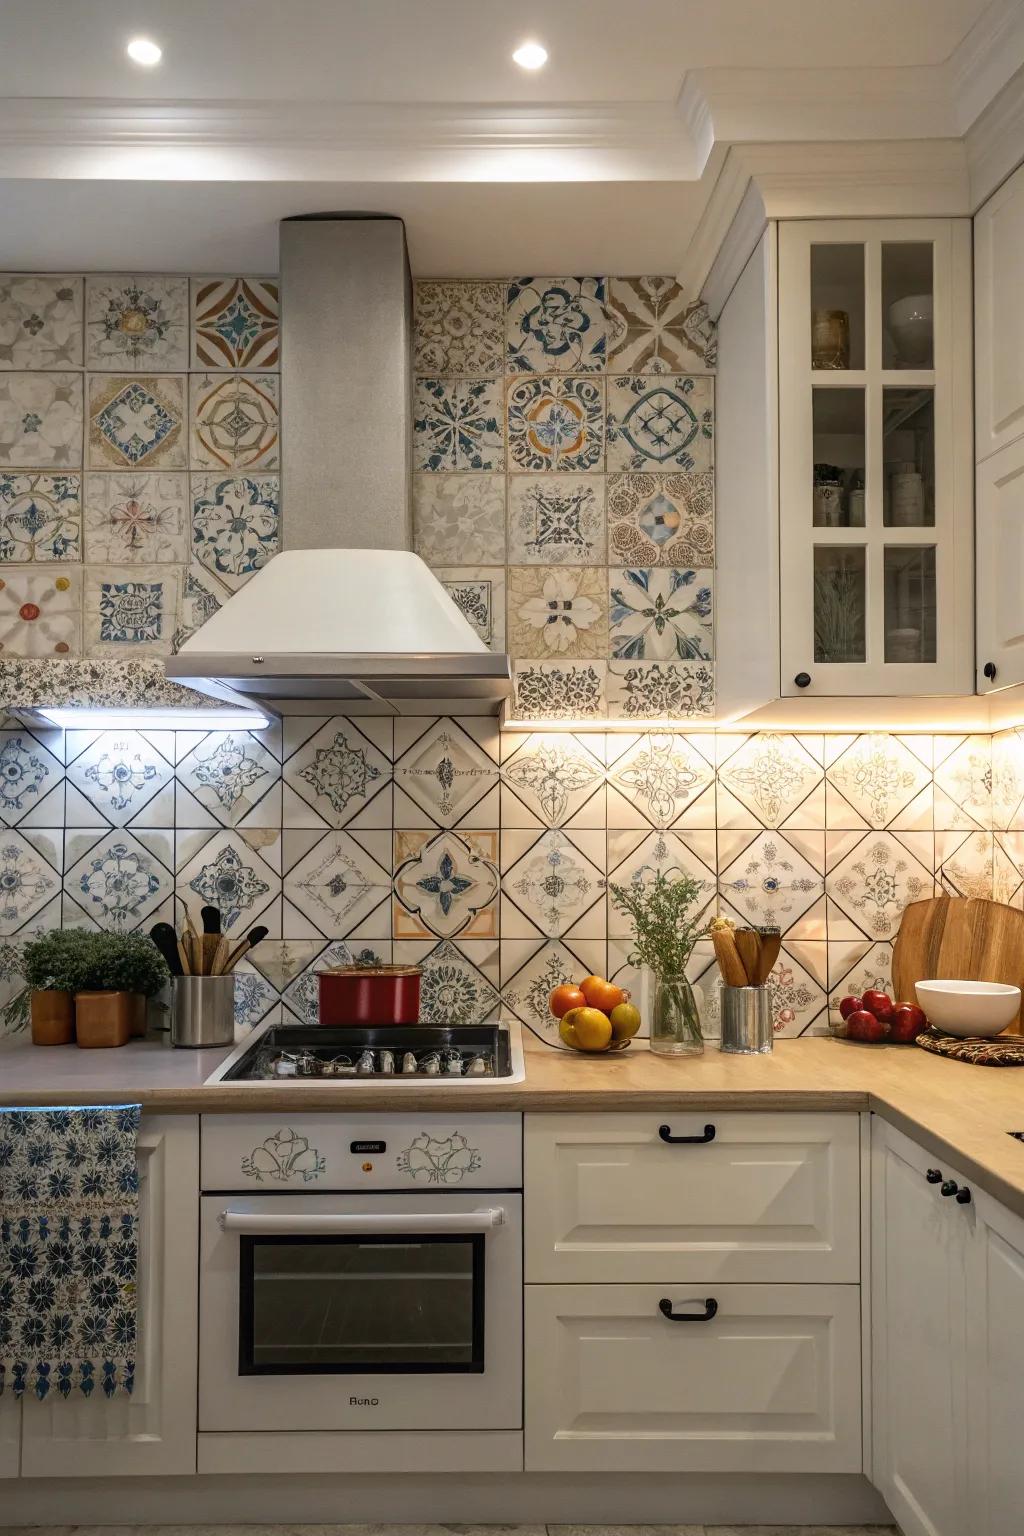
[166, 214, 511, 712]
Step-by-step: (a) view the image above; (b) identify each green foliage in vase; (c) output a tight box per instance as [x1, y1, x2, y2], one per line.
[608, 870, 711, 979]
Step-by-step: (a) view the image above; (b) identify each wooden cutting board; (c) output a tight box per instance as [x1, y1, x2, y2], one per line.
[892, 896, 1024, 1034]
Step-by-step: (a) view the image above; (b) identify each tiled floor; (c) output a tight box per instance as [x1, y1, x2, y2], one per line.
[2, 1524, 902, 1536]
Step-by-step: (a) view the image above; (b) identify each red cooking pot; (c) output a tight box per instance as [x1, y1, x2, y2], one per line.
[318, 964, 421, 1026]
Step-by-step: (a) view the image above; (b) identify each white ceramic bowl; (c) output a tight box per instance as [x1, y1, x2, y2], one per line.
[887, 293, 933, 366]
[915, 980, 1020, 1038]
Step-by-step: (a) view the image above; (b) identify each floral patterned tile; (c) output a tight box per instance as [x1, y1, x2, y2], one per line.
[190, 474, 278, 590]
[825, 733, 932, 829]
[85, 275, 188, 370]
[502, 827, 605, 938]
[231, 962, 281, 1032]
[507, 473, 605, 565]
[512, 661, 607, 722]
[606, 277, 716, 374]
[171, 563, 225, 652]
[500, 733, 605, 828]
[0, 568, 80, 657]
[717, 733, 824, 830]
[394, 717, 498, 828]
[506, 278, 606, 373]
[413, 471, 505, 564]
[507, 375, 603, 472]
[283, 829, 392, 939]
[507, 565, 608, 660]
[414, 379, 503, 471]
[394, 827, 499, 940]
[607, 659, 714, 721]
[190, 372, 279, 472]
[0, 373, 83, 469]
[0, 472, 80, 561]
[717, 829, 824, 933]
[606, 375, 714, 474]
[606, 828, 716, 937]
[83, 472, 187, 564]
[937, 829, 994, 899]
[192, 277, 279, 369]
[765, 944, 828, 1037]
[176, 827, 279, 933]
[606, 470, 714, 568]
[177, 730, 281, 828]
[827, 939, 894, 1026]
[414, 281, 503, 376]
[933, 735, 993, 830]
[606, 732, 715, 829]
[435, 567, 505, 650]
[87, 375, 185, 470]
[64, 827, 173, 931]
[393, 935, 501, 1026]
[83, 565, 182, 657]
[64, 728, 173, 828]
[0, 829, 62, 934]
[284, 717, 392, 829]
[992, 728, 1024, 829]
[0, 275, 82, 370]
[825, 829, 934, 941]
[0, 729, 63, 827]
[994, 834, 1024, 905]
[608, 567, 713, 661]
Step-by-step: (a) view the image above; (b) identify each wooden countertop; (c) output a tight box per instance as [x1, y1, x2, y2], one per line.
[3, 1029, 1024, 1217]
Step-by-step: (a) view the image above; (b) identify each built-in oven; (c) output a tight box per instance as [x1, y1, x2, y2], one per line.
[198, 1113, 522, 1433]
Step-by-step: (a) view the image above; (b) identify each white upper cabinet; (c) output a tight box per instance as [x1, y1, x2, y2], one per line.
[778, 219, 973, 697]
[975, 163, 1024, 463]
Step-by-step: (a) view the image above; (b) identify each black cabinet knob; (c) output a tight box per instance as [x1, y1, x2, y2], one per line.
[794, 672, 811, 688]
[984, 662, 997, 681]
[926, 1168, 942, 1183]
[941, 1179, 959, 1197]
[955, 1187, 972, 1204]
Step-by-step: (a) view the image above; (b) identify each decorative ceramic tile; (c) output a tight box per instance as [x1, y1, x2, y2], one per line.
[395, 719, 497, 827]
[0, 729, 62, 827]
[0, 472, 80, 561]
[507, 474, 605, 565]
[826, 831, 933, 939]
[83, 472, 187, 564]
[85, 275, 188, 370]
[284, 831, 391, 937]
[609, 567, 713, 661]
[765, 948, 827, 1037]
[177, 731, 280, 827]
[501, 734, 604, 826]
[937, 829, 994, 899]
[65, 729, 173, 827]
[606, 375, 714, 473]
[0, 276, 82, 369]
[176, 830, 277, 932]
[83, 565, 181, 656]
[416, 937, 500, 1026]
[0, 654, 203, 708]
[718, 830, 823, 930]
[607, 732, 714, 829]
[606, 829, 716, 928]
[190, 372, 280, 471]
[394, 828, 499, 939]
[607, 470, 713, 567]
[65, 829, 172, 931]
[190, 474, 279, 588]
[0, 373, 83, 468]
[0, 830, 61, 934]
[192, 277, 279, 369]
[826, 734, 931, 828]
[507, 375, 603, 472]
[171, 564, 224, 652]
[232, 964, 280, 1031]
[717, 733, 824, 829]
[992, 729, 1024, 829]
[285, 719, 391, 828]
[506, 278, 606, 372]
[413, 379, 504, 471]
[87, 375, 185, 470]
[507, 566, 607, 659]
[412, 472, 505, 564]
[0, 568, 80, 657]
[994, 835, 1023, 905]
[503, 828, 603, 937]
[828, 940, 894, 1026]
[414, 281, 503, 376]
[500, 938, 593, 1043]
[933, 735, 993, 830]
[435, 567, 505, 649]
[512, 661, 607, 721]
[607, 660, 714, 720]
[606, 277, 716, 373]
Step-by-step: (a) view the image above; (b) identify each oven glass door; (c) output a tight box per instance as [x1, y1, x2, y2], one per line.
[239, 1233, 484, 1374]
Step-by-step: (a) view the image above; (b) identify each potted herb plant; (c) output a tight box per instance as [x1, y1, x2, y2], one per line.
[609, 870, 711, 1057]
[75, 932, 171, 1047]
[18, 929, 101, 1046]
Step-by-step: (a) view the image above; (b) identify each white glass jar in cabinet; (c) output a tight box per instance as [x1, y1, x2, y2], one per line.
[778, 219, 973, 697]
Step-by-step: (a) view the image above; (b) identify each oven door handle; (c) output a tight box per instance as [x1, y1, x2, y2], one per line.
[219, 1207, 507, 1235]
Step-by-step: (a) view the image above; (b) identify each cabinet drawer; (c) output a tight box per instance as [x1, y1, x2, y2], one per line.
[525, 1282, 861, 1473]
[525, 1111, 860, 1282]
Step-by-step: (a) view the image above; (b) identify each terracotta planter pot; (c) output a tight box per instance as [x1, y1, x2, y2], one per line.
[30, 989, 74, 1046]
[127, 992, 148, 1038]
[73, 990, 137, 1049]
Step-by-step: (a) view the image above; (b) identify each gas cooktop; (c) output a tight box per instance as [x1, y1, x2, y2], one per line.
[205, 1019, 526, 1085]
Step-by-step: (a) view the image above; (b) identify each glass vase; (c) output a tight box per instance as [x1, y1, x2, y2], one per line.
[651, 972, 703, 1057]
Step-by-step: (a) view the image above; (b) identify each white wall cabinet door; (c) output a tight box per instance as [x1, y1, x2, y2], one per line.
[871, 1119, 969, 1536]
[20, 1114, 199, 1478]
[965, 1187, 1024, 1536]
[0, 1396, 19, 1477]
[976, 435, 1024, 691]
[975, 162, 1024, 463]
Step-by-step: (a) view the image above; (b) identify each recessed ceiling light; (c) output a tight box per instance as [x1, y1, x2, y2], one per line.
[126, 36, 162, 66]
[512, 40, 548, 70]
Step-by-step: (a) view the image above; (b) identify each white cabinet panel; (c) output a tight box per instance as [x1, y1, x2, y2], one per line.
[976, 435, 1024, 690]
[975, 163, 1024, 461]
[525, 1282, 861, 1473]
[966, 1188, 1024, 1536]
[0, 1396, 19, 1478]
[21, 1115, 198, 1478]
[525, 1111, 860, 1283]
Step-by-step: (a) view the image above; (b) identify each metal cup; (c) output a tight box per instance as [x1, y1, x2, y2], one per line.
[171, 974, 236, 1048]
[720, 985, 774, 1055]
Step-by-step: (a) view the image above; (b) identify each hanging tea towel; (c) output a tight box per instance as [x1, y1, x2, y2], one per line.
[0, 1104, 140, 1400]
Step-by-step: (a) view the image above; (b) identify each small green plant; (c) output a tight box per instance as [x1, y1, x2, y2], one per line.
[22, 928, 102, 993]
[91, 932, 170, 997]
[608, 870, 711, 978]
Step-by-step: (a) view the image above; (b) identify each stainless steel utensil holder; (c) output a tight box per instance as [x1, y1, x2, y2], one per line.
[720, 984, 773, 1055]
[171, 974, 235, 1048]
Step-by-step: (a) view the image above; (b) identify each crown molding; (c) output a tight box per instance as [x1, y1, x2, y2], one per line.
[676, 149, 761, 309]
[966, 62, 1024, 205]
[948, 0, 1024, 133]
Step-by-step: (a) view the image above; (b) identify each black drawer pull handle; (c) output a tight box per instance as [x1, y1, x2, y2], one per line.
[659, 1297, 719, 1323]
[926, 1168, 942, 1183]
[956, 1187, 972, 1205]
[941, 1179, 959, 1197]
[659, 1123, 716, 1144]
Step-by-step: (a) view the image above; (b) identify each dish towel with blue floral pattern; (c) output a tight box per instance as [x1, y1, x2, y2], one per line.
[0, 1105, 140, 1400]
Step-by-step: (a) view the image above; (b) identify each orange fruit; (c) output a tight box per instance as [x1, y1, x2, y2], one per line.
[549, 983, 586, 1018]
[580, 974, 625, 1014]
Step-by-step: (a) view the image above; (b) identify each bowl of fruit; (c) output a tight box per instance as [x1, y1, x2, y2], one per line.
[548, 974, 642, 1054]
[832, 989, 927, 1044]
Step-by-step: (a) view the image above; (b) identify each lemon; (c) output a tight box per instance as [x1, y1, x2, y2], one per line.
[609, 1001, 641, 1039]
[564, 1005, 613, 1052]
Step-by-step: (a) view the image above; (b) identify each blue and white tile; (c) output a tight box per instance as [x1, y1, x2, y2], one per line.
[0, 275, 82, 369]
[608, 567, 713, 661]
[0, 894, 63, 1035]
[0, 373, 83, 469]
[435, 567, 505, 651]
[413, 472, 505, 564]
[505, 278, 606, 372]
[500, 732, 605, 828]
[717, 828, 825, 936]
[87, 375, 185, 470]
[394, 717, 498, 828]
[0, 472, 80, 562]
[413, 379, 504, 471]
[83, 564, 182, 656]
[0, 729, 63, 827]
[85, 275, 188, 370]
[283, 829, 392, 939]
[825, 829, 934, 941]
[394, 827, 499, 940]
[231, 963, 281, 1033]
[507, 473, 605, 565]
[606, 828, 716, 938]
[176, 828, 279, 934]
[176, 730, 280, 827]
[64, 827, 173, 931]
[499, 936, 606, 1045]
[507, 375, 604, 472]
[83, 472, 188, 565]
[606, 375, 714, 473]
[716, 733, 825, 830]
[606, 732, 715, 829]
[284, 717, 392, 829]
[171, 563, 225, 652]
[607, 660, 714, 721]
[501, 827, 605, 939]
[393, 936, 500, 1026]
[512, 661, 607, 722]
[64, 728, 173, 828]
[190, 474, 279, 589]
[0, 829, 62, 934]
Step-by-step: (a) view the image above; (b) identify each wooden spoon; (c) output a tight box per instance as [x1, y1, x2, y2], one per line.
[713, 927, 748, 988]
[734, 929, 761, 987]
[753, 928, 782, 985]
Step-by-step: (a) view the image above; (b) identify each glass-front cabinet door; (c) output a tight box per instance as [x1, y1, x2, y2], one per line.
[778, 219, 972, 696]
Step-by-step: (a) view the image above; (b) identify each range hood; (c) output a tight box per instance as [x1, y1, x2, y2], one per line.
[167, 214, 511, 712]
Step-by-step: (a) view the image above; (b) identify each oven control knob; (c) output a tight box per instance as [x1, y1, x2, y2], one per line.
[361, 1161, 373, 1173]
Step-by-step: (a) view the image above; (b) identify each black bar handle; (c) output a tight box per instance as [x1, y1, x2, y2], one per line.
[659, 1123, 716, 1145]
[659, 1297, 719, 1323]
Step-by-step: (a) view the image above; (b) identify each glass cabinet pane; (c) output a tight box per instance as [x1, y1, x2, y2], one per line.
[813, 389, 865, 526]
[810, 244, 864, 369]
[884, 546, 936, 663]
[883, 388, 934, 526]
[882, 242, 934, 369]
[814, 546, 866, 663]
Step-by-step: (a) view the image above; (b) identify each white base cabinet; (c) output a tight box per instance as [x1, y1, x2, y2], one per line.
[965, 1185, 1024, 1536]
